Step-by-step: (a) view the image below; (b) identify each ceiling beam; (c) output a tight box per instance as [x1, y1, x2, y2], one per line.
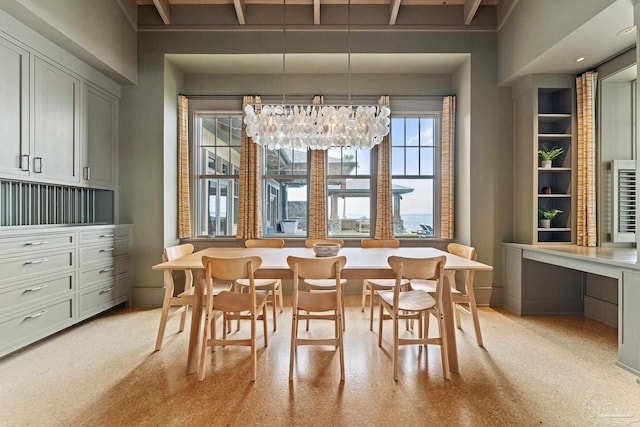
[233, 0, 246, 24]
[463, 0, 481, 25]
[314, 0, 320, 25]
[152, 0, 171, 24]
[389, 0, 401, 25]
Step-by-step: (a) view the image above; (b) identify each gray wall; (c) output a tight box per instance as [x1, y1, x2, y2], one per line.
[121, 30, 512, 306]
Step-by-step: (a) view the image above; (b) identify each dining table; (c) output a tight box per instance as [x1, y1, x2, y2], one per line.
[152, 246, 493, 375]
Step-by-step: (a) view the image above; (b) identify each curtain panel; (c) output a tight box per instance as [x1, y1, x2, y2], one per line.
[236, 95, 263, 239]
[440, 96, 456, 240]
[307, 96, 328, 239]
[178, 95, 191, 238]
[374, 95, 394, 239]
[576, 72, 598, 247]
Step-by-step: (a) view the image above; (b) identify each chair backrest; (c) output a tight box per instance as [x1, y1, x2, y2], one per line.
[162, 243, 195, 289]
[447, 243, 477, 292]
[245, 239, 285, 248]
[162, 243, 194, 262]
[202, 255, 262, 281]
[287, 255, 347, 307]
[387, 255, 446, 306]
[304, 238, 345, 248]
[360, 239, 400, 248]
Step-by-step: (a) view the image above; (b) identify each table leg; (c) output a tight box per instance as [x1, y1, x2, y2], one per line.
[443, 270, 458, 373]
[187, 269, 205, 374]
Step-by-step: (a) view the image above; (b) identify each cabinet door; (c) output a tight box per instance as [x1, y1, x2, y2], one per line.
[0, 36, 30, 178]
[83, 84, 117, 188]
[32, 56, 80, 183]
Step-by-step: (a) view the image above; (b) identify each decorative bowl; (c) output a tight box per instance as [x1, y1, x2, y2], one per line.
[312, 243, 341, 257]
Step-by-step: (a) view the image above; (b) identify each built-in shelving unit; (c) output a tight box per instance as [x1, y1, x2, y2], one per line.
[536, 88, 574, 243]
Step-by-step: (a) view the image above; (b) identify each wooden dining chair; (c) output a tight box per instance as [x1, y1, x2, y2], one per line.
[378, 255, 450, 380]
[410, 243, 483, 347]
[303, 238, 347, 330]
[447, 243, 483, 347]
[155, 243, 232, 351]
[359, 239, 410, 331]
[234, 239, 285, 331]
[198, 256, 269, 382]
[287, 255, 347, 381]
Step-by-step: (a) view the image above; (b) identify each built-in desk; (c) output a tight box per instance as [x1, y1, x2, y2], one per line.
[503, 243, 640, 378]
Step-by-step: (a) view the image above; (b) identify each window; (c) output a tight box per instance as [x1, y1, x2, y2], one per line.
[189, 97, 444, 239]
[391, 115, 439, 238]
[327, 147, 371, 237]
[194, 114, 241, 237]
[263, 147, 308, 236]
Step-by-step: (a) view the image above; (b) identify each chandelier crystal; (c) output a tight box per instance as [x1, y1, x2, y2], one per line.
[244, 103, 390, 150]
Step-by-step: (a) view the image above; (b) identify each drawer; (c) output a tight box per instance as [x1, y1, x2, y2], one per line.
[78, 257, 130, 289]
[0, 273, 74, 314]
[78, 277, 128, 319]
[78, 239, 130, 266]
[79, 227, 129, 245]
[0, 232, 74, 255]
[0, 298, 74, 356]
[0, 249, 74, 285]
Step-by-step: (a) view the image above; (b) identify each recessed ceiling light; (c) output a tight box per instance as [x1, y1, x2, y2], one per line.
[617, 26, 636, 36]
[574, 56, 587, 63]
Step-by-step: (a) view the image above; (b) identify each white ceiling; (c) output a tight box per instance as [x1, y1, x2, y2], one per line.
[166, 52, 470, 74]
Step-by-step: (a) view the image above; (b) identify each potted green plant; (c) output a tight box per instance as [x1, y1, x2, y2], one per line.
[538, 146, 564, 168]
[538, 207, 562, 228]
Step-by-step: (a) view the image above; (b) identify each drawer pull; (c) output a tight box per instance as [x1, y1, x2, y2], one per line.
[24, 241, 48, 246]
[23, 284, 49, 293]
[24, 258, 49, 265]
[99, 267, 115, 273]
[24, 310, 47, 320]
[99, 248, 114, 253]
[99, 234, 115, 238]
[99, 287, 114, 295]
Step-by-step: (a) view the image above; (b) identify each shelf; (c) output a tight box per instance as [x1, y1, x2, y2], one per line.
[538, 228, 571, 232]
[538, 194, 571, 198]
[538, 134, 571, 138]
[538, 167, 571, 171]
[538, 114, 571, 119]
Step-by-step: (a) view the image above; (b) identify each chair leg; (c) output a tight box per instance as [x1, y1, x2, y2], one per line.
[198, 312, 211, 381]
[454, 302, 462, 329]
[361, 280, 368, 312]
[369, 285, 375, 331]
[378, 302, 384, 347]
[468, 300, 484, 347]
[262, 303, 269, 347]
[250, 313, 257, 382]
[437, 310, 451, 380]
[276, 281, 284, 313]
[393, 313, 400, 381]
[289, 309, 298, 381]
[154, 281, 174, 351]
[337, 308, 345, 381]
[178, 305, 188, 333]
[271, 284, 277, 331]
[424, 311, 431, 347]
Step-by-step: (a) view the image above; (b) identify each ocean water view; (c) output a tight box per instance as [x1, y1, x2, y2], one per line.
[400, 213, 433, 234]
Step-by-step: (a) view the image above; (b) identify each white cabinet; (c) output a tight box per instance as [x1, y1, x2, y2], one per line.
[82, 83, 117, 189]
[0, 36, 30, 179]
[0, 225, 132, 357]
[32, 56, 80, 184]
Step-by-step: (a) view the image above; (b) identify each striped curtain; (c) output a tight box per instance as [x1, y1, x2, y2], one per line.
[178, 95, 191, 238]
[374, 95, 394, 239]
[307, 96, 327, 239]
[236, 96, 263, 239]
[440, 96, 455, 240]
[576, 72, 598, 246]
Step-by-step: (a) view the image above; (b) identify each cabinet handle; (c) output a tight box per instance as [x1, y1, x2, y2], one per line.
[20, 154, 30, 171]
[99, 234, 115, 238]
[24, 258, 49, 265]
[24, 310, 47, 320]
[34, 157, 43, 173]
[99, 248, 114, 253]
[24, 241, 48, 246]
[99, 267, 115, 273]
[83, 166, 91, 180]
[23, 284, 49, 293]
[99, 287, 114, 295]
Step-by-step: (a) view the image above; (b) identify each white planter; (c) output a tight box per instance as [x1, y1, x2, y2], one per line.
[539, 219, 551, 229]
[540, 160, 552, 168]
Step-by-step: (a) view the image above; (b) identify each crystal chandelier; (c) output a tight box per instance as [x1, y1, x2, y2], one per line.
[243, 0, 390, 151]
